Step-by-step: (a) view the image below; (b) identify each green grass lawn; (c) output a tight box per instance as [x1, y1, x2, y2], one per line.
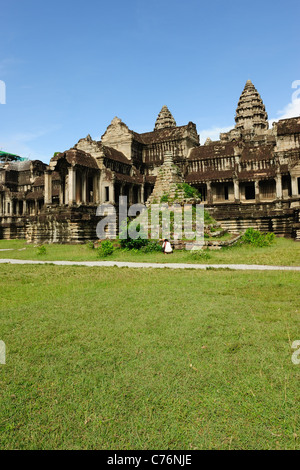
[0, 237, 299, 265]
[0, 265, 299, 449]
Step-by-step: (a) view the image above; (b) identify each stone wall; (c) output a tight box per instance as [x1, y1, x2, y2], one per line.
[206, 201, 297, 237]
[25, 206, 100, 244]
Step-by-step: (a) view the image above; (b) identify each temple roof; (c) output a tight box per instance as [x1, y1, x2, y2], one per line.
[240, 143, 275, 161]
[186, 169, 235, 183]
[101, 145, 131, 165]
[114, 172, 143, 184]
[276, 117, 300, 136]
[136, 122, 198, 145]
[154, 105, 177, 131]
[189, 142, 236, 160]
[52, 149, 98, 169]
[5, 161, 32, 171]
[235, 80, 268, 132]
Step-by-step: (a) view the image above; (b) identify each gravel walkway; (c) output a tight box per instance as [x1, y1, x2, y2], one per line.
[0, 259, 299, 271]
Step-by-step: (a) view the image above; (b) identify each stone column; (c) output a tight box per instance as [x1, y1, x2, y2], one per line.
[140, 184, 145, 204]
[6, 198, 11, 216]
[68, 167, 76, 205]
[82, 171, 87, 204]
[206, 181, 213, 204]
[276, 174, 282, 199]
[255, 180, 260, 203]
[44, 170, 52, 205]
[98, 172, 105, 204]
[233, 179, 240, 202]
[110, 180, 115, 204]
[129, 184, 133, 205]
[65, 176, 69, 205]
[0, 194, 3, 215]
[291, 175, 298, 197]
[93, 174, 99, 203]
[23, 200, 27, 215]
[59, 181, 64, 205]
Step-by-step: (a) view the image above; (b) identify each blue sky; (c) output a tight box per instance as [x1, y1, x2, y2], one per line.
[0, 0, 299, 163]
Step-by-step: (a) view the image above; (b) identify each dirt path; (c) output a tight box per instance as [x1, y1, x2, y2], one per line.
[0, 259, 299, 271]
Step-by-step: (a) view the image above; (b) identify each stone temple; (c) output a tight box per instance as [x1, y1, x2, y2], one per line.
[0, 80, 300, 242]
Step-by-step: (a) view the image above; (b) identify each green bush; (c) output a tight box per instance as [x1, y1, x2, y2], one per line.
[204, 210, 216, 225]
[120, 236, 149, 250]
[119, 220, 149, 250]
[190, 249, 211, 260]
[241, 228, 275, 247]
[160, 193, 169, 203]
[37, 245, 47, 255]
[141, 240, 162, 253]
[177, 183, 200, 199]
[97, 240, 114, 257]
[86, 241, 95, 250]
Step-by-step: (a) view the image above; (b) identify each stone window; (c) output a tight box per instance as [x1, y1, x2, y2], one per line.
[105, 186, 109, 202]
[282, 175, 291, 198]
[215, 183, 230, 201]
[224, 186, 229, 200]
[197, 185, 206, 201]
[245, 183, 255, 200]
[259, 180, 276, 200]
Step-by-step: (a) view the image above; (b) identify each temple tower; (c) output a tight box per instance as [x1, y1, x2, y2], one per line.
[154, 105, 177, 130]
[235, 80, 268, 132]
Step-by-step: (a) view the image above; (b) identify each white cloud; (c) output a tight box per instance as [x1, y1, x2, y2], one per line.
[270, 80, 300, 125]
[0, 130, 55, 163]
[0, 139, 48, 162]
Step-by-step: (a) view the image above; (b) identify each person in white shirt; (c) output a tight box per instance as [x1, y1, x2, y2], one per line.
[162, 239, 173, 254]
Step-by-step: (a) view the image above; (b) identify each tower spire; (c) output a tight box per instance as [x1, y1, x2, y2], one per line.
[154, 105, 177, 131]
[235, 80, 268, 132]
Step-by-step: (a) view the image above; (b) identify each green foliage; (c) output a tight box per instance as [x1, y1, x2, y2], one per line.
[177, 183, 200, 199]
[86, 241, 95, 250]
[141, 240, 162, 253]
[119, 219, 149, 250]
[1, 264, 300, 449]
[36, 245, 46, 255]
[0, 237, 298, 266]
[97, 240, 114, 257]
[190, 249, 211, 260]
[241, 228, 276, 247]
[120, 237, 149, 250]
[160, 193, 169, 203]
[204, 210, 216, 225]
